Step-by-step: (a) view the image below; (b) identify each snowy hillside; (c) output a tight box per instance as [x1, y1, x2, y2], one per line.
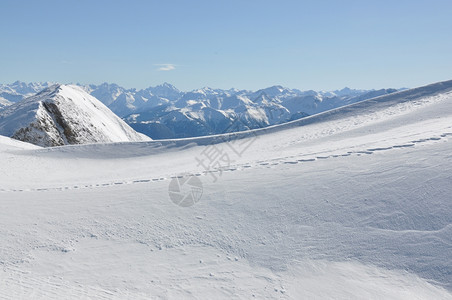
[0, 79, 451, 299]
[0, 84, 151, 147]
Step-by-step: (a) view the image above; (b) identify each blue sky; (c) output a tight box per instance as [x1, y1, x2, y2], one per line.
[1, 0, 451, 91]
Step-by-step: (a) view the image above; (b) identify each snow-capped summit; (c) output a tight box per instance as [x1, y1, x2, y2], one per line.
[0, 84, 151, 147]
[148, 82, 181, 100]
[83, 82, 126, 106]
[251, 85, 298, 100]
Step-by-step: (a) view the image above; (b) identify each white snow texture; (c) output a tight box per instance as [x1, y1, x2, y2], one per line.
[0, 84, 150, 147]
[1, 79, 452, 299]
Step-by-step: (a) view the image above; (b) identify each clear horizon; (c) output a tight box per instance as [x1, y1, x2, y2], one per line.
[1, 0, 451, 91]
[1, 80, 410, 93]
[0, 78, 424, 94]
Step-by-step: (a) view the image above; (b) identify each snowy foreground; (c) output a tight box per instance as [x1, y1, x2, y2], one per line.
[1, 81, 452, 299]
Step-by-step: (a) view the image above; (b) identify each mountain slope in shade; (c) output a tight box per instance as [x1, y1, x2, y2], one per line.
[0, 84, 151, 147]
[0, 97, 12, 109]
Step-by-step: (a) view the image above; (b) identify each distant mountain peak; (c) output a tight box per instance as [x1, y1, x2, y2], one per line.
[157, 82, 178, 89]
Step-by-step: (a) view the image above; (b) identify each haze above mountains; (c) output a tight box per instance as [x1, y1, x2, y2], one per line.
[0, 81, 398, 145]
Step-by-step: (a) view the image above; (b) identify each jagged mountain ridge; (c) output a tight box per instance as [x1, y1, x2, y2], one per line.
[79, 82, 397, 139]
[0, 81, 54, 104]
[122, 86, 397, 139]
[0, 84, 151, 147]
[0, 81, 398, 139]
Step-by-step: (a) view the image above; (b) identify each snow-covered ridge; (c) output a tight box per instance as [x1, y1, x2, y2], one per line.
[0, 84, 151, 147]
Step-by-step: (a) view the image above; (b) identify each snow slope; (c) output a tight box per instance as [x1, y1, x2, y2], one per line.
[0, 80, 452, 299]
[0, 84, 151, 147]
[0, 135, 41, 151]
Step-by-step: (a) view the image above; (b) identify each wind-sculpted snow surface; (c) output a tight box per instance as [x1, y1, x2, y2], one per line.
[0, 80, 452, 299]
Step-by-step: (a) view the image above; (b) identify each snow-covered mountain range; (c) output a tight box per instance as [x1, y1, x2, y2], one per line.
[0, 84, 150, 147]
[125, 86, 398, 139]
[1, 79, 451, 298]
[0, 81, 54, 103]
[0, 81, 398, 139]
